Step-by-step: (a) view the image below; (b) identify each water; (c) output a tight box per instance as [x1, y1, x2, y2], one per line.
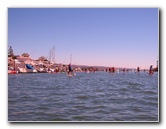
[8, 72, 158, 121]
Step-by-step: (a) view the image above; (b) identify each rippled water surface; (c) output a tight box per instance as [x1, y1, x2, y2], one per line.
[8, 72, 158, 121]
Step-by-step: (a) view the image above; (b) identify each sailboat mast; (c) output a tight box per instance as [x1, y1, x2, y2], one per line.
[70, 54, 72, 64]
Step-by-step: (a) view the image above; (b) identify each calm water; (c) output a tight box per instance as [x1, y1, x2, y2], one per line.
[8, 72, 158, 121]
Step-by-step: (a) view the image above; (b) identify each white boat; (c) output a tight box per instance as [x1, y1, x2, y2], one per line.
[16, 62, 37, 73]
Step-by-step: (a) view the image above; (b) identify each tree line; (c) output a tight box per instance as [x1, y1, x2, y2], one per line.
[8, 46, 47, 61]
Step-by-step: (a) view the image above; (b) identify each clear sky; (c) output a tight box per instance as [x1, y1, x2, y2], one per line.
[8, 8, 158, 69]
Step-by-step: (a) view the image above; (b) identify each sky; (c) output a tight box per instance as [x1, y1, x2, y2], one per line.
[8, 8, 158, 69]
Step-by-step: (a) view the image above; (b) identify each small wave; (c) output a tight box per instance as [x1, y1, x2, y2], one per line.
[92, 109, 109, 114]
[50, 118, 70, 121]
[72, 115, 86, 121]
[76, 95, 89, 100]
[131, 107, 143, 112]
[143, 90, 157, 94]
[8, 72, 158, 121]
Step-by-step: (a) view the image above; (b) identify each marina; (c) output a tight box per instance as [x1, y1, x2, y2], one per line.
[8, 8, 159, 122]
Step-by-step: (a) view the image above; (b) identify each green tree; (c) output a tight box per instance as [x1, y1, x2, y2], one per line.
[21, 53, 30, 57]
[38, 56, 46, 61]
[8, 46, 14, 56]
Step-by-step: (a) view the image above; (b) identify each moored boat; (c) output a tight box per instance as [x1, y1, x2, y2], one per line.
[8, 70, 17, 74]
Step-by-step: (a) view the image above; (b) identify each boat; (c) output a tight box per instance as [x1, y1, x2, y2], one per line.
[8, 66, 18, 74]
[17, 64, 38, 73]
[67, 54, 76, 76]
[149, 70, 154, 75]
[8, 70, 17, 74]
[67, 72, 75, 77]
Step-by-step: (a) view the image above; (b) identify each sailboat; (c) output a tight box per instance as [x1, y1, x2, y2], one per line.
[67, 54, 76, 77]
